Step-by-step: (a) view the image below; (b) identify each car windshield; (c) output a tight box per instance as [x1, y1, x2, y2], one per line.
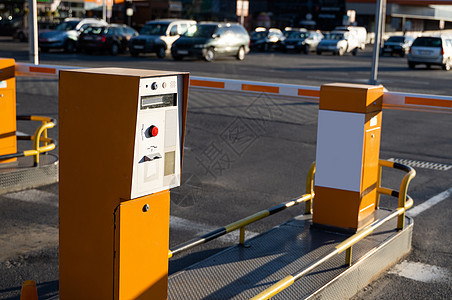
[140, 23, 168, 35]
[324, 33, 344, 40]
[84, 26, 107, 35]
[56, 21, 79, 31]
[250, 31, 268, 39]
[412, 37, 442, 47]
[387, 36, 404, 43]
[183, 24, 217, 38]
[288, 31, 308, 39]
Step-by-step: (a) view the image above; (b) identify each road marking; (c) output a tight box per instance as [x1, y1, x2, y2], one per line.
[388, 158, 452, 171]
[389, 261, 451, 283]
[170, 215, 258, 244]
[4, 189, 58, 207]
[16, 131, 28, 136]
[406, 187, 452, 217]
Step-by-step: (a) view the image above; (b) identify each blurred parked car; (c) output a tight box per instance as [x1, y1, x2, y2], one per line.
[128, 19, 196, 58]
[334, 26, 367, 50]
[316, 31, 359, 56]
[250, 27, 284, 51]
[282, 27, 307, 38]
[78, 24, 138, 55]
[39, 18, 107, 52]
[281, 30, 323, 54]
[381, 35, 414, 57]
[408, 36, 452, 70]
[0, 15, 23, 36]
[13, 22, 59, 42]
[171, 22, 250, 62]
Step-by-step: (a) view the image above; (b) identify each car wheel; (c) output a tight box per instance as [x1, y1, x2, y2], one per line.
[352, 48, 358, 56]
[171, 50, 183, 61]
[442, 58, 451, 71]
[303, 45, 309, 54]
[156, 46, 166, 59]
[204, 47, 215, 62]
[110, 43, 119, 56]
[18, 32, 26, 42]
[130, 50, 139, 57]
[408, 62, 416, 69]
[65, 40, 76, 53]
[263, 43, 269, 52]
[236, 46, 246, 61]
[338, 47, 345, 56]
[426, 64, 431, 69]
[316, 50, 321, 55]
[400, 52, 405, 58]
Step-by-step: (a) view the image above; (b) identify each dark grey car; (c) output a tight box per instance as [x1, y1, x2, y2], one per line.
[171, 22, 250, 62]
[381, 36, 414, 57]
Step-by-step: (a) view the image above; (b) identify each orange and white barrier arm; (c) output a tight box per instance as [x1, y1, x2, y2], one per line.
[15, 63, 78, 78]
[14, 62, 452, 114]
[383, 91, 452, 114]
[189, 76, 320, 102]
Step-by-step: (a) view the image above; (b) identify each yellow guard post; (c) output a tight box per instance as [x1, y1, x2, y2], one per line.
[59, 68, 189, 299]
[0, 58, 17, 164]
[313, 83, 384, 231]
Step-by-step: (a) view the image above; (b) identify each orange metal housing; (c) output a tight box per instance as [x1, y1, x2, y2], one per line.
[0, 58, 17, 164]
[313, 84, 384, 232]
[59, 68, 189, 300]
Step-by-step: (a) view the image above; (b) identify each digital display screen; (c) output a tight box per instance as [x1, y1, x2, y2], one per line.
[142, 95, 164, 107]
[141, 94, 176, 109]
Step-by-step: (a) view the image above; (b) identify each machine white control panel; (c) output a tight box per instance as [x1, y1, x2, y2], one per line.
[130, 75, 181, 198]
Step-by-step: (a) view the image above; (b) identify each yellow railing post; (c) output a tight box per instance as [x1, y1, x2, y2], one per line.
[376, 163, 383, 208]
[345, 247, 352, 266]
[305, 162, 315, 214]
[30, 119, 55, 166]
[239, 226, 246, 245]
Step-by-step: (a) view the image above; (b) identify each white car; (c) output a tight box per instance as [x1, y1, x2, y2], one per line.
[316, 31, 358, 56]
[408, 36, 452, 71]
[129, 19, 196, 58]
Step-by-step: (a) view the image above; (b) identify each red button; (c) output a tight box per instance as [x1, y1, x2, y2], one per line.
[149, 125, 158, 137]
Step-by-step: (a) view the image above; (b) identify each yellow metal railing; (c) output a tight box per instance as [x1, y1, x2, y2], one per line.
[0, 116, 56, 166]
[168, 162, 316, 259]
[250, 159, 416, 300]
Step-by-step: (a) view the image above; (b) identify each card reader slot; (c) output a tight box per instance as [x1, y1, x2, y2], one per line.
[139, 154, 162, 163]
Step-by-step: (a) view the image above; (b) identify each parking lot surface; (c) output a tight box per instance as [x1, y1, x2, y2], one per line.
[1, 40, 451, 299]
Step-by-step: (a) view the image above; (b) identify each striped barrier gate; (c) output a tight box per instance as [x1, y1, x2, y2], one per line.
[14, 62, 452, 114]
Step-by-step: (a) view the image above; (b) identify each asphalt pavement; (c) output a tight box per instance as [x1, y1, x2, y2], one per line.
[0, 40, 451, 299]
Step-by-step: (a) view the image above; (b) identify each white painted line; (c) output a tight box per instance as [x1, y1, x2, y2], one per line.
[16, 131, 28, 136]
[170, 215, 258, 244]
[389, 260, 451, 283]
[406, 187, 452, 217]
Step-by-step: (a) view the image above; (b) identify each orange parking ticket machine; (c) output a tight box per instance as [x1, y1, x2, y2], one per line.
[59, 68, 189, 300]
[313, 83, 384, 232]
[0, 58, 17, 165]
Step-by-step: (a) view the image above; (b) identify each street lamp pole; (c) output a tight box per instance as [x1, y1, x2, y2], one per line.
[28, 0, 38, 65]
[370, 0, 386, 85]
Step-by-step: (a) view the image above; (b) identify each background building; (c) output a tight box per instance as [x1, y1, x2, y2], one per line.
[347, 0, 452, 33]
[1, 0, 452, 35]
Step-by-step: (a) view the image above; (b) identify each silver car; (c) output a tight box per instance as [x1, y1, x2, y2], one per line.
[39, 18, 107, 53]
[408, 36, 452, 71]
